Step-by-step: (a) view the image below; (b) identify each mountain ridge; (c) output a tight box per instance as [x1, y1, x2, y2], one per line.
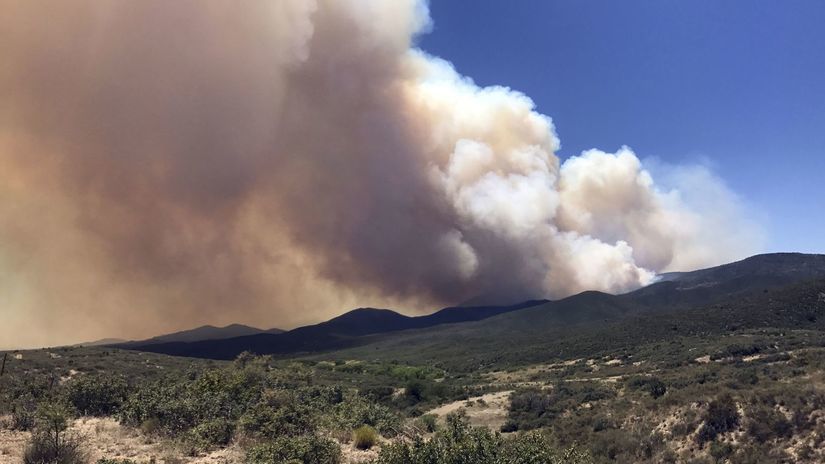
[120, 253, 825, 360]
[119, 300, 549, 358]
[117, 323, 284, 347]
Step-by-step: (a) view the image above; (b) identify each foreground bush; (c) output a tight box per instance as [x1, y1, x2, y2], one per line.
[353, 425, 378, 450]
[185, 417, 235, 451]
[245, 434, 341, 464]
[65, 374, 129, 416]
[374, 413, 591, 464]
[24, 403, 85, 464]
[23, 433, 86, 464]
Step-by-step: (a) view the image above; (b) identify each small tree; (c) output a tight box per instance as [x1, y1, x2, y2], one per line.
[24, 402, 85, 464]
[38, 402, 72, 453]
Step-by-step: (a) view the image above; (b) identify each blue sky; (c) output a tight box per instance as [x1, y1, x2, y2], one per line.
[418, 1, 825, 254]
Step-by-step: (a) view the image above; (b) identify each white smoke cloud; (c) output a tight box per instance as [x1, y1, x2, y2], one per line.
[0, 0, 763, 347]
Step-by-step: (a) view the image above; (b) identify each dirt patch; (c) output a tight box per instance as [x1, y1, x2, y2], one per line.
[425, 390, 512, 431]
[0, 425, 30, 463]
[0, 417, 243, 464]
[340, 440, 381, 463]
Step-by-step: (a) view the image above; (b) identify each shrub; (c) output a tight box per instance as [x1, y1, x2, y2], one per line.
[696, 395, 740, 445]
[23, 432, 86, 464]
[245, 434, 341, 464]
[746, 406, 792, 442]
[330, 395, 400, 436]
[627, 376, 667, 399]
[361, 386, 395, 402]
[503, 432, 593, 464]
[12, 394, 38, 431]
[238, 391, 318, 439]
[709, 441, 734, 461]
[374, 413, 591, 464]
[416, 414, 438, 433]
[24, 403, 85, 464]
[405, 380, 424, 403]
[185, 418, 234, 451]
[139, 418, 161, 436]
[352, 425, 378, 450]
[65, 374, 129, 416]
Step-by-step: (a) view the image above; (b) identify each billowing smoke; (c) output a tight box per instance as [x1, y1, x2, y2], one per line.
[0, 0, 762, 347]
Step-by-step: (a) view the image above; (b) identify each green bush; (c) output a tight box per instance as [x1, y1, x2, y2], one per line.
[352, 425, 378, 450]
[245, 434, 341, 464]
[405, 380, 424, 403]
[361, 386, 395, 402]
[329, 395, 400, 436]
[238, 390, 319, 439]
[24, 403, 84, 464]
[185, 417, 234, 451]
[65, 374, 129, 416]
[506, 383, 614, 432]
[12, 394, 38, 431]
[23, 432, 86, 464]
[374, 413, 591, 464]
[416, 414, 438, 433]
[626, 376, 667, 399]
[119, 363, 271, 437]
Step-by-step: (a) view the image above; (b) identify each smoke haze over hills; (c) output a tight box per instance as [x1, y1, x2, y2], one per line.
[0, 0, 762, 348]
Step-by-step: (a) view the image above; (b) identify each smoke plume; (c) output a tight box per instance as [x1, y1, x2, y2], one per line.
[0, 0, 762, 347]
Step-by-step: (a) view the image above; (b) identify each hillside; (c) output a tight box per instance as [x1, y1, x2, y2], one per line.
[117, 323, 284, 347]
[124, 253, 825, 361]
[123, 300, 547, 359]
[328, 277, 825, 369]
[6, 253, 825, 464]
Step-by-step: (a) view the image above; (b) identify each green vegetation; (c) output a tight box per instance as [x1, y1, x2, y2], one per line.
[352, 425, 378, 450]
[1, 267, 824, 463]
[375, 413, 591, 464]
[23, 403, 86, 464]
[245, 435, 341, 464]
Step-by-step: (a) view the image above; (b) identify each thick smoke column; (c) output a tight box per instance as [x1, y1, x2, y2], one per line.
[0, 0, 762, 347]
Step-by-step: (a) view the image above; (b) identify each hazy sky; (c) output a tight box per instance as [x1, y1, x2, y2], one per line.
[0, 1, 817, 348]
[419, 0, 825, 253]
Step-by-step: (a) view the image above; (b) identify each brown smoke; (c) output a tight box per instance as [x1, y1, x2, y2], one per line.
[0, 0, 762, 348]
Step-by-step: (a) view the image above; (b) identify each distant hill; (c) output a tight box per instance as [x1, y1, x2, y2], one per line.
[122, 253, 825, 361]
[73, 338, 127, 347]
[657, 252, 825, 290]
[117, 324, 283, 347]
[325, 254, 825, 369]
[122, 300, 548, 358]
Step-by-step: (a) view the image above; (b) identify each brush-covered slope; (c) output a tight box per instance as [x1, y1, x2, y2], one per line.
[124, 253, 825, 361]
[124, 300, 547, 359]
[330, 276, 825, 370]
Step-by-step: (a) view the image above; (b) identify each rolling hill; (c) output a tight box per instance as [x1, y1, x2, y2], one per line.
[117, 324, 284, 347]
[122, 253, 825, 362]
[121, 300, 548, 358]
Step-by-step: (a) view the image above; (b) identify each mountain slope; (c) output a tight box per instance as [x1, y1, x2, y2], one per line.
[123, 253, 825, 361]
[123, 300, 547, 358]
[325, 278, 825, 370]
[119, 324, 283, 347]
